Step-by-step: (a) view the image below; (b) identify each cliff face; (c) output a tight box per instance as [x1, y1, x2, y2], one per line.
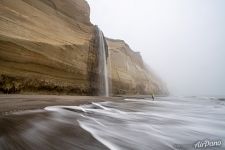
[0, 0, 99, 94]
[0, 0, 167, 95]
[107, 39, 167, 95]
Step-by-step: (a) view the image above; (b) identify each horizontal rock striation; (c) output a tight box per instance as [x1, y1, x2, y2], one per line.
[0, 0, 167, 95]
[107, 38, 167, 95]
[0, 0, 99, 95]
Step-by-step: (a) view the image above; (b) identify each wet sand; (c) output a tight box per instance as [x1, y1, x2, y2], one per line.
[2, 95, 224, 150]
[0, 95, 122, 150]
[0, 111, 110, 150]
[0, 94, 121, 116]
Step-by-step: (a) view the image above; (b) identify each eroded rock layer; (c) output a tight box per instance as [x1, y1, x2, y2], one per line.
[107, 38, 167, 95]
[0, 0, 167, 95]
[0, 0, 99, 94]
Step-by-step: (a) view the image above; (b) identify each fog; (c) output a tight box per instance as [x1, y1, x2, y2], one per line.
[86, 0, 225, 96]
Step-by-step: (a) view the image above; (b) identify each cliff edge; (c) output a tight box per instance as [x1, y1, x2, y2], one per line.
[107, 38, 167, 95]
[0, 0, 167, 95]
[0, 0, 98, 95]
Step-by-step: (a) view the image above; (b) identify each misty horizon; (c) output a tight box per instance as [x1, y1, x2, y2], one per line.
[86, 0, 225, 96]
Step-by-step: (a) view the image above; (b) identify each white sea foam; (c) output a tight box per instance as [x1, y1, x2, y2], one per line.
[43, 97, 225, 150]
[78, 121, 120, 150]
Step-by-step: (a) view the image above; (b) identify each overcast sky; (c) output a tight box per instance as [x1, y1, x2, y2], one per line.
[86, 0, 225, 96]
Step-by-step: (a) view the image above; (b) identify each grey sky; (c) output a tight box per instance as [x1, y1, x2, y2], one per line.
[86, 0, 225, 96]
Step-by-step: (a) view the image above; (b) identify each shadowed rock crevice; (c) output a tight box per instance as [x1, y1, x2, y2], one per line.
[87, 26, 99, 96]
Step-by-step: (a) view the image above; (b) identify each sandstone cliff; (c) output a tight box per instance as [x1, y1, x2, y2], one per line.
[0, 0, 99, 94]
[107, 38, 167, 95]
[0, 0, 167, 95]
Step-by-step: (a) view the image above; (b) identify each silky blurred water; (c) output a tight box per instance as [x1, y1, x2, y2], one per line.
[1, 96, 225, 150]
[72, 96, 225, 150]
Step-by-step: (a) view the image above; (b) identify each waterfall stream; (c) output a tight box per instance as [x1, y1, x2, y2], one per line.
[98, 28, 109, 96]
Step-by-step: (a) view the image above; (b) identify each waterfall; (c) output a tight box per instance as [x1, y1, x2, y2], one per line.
[98, 28, 109, 96]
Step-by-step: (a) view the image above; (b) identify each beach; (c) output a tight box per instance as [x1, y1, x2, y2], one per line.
[0, 95, 123, 150]
[1, 95, 225, 150]
[0, 95, 121, 116]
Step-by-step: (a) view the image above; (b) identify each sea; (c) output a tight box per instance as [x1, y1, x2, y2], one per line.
[1, 96, 225, 150]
